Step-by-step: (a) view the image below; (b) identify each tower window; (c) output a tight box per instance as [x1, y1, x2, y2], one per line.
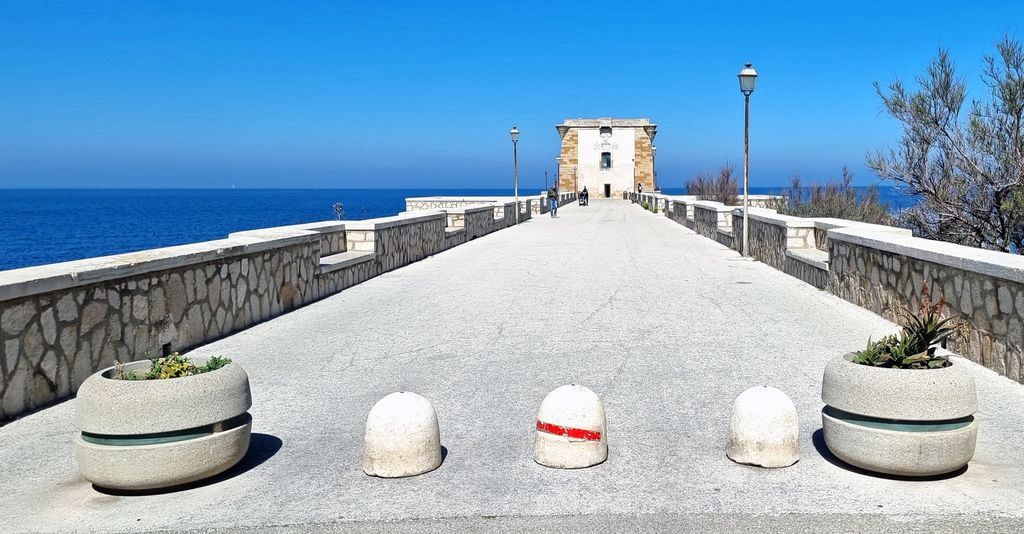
[600, 152, 612, 170]
[599, 126, 612, 137]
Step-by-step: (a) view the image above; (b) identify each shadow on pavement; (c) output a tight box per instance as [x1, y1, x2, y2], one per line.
[812, 428, 968, 481]
[93, 432, 283, 496]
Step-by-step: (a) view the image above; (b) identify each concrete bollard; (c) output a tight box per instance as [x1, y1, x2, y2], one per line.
[726, 385, 799, 468]
[362, 392, 442, 478]
[534, 385, 608, 469]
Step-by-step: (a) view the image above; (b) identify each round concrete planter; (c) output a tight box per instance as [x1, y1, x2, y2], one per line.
[820, 354, 977, 477]
[74, 358, 252, 490]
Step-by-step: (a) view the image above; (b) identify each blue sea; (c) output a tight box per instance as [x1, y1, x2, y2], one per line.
[0, 186, 911, 271]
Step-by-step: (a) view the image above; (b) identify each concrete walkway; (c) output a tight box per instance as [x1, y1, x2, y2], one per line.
[3, 200, 1024, 533]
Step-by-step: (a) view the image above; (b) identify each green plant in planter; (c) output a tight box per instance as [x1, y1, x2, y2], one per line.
[851, 282, 959, 369]
[113, 353, 233, 380]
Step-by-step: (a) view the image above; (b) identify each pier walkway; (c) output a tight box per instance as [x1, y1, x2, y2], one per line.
[3, 201, 1024, 533]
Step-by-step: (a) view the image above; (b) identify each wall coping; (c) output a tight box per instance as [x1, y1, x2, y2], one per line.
[813, 218, 912, 236]
[441, 204, 496, 214]
[786, 248, 830, 270]
[828, 227, 1024, 285]
[407, 196, 515, 202]
[0, 231, 319, 302]
[732, 207, 817, 229]
[692, 201, 735, 213]
[343, 211, 446, 231]
[0, 209, 461, 301]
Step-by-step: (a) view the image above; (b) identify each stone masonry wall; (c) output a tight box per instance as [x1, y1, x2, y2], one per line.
[558, 128, 579, 193]
[829, 237, 1024, 382]
[643, 198, 1024, 384]
[0, 239, 318, 421]
[784, 255, 829, 290]
[633, 129, 654, 192]
[0, 198, 532, 422]
[732, 213, 788, 270]
[693, 204, 725, 242]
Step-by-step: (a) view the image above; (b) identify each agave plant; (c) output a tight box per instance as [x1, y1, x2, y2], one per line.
[851, 282, 960, 369]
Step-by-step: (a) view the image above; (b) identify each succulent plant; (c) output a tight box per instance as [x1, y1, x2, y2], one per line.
[851, 282, 960, 369]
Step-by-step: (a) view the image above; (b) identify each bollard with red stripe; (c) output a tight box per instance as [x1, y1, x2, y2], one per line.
[534, 384, 608, 468]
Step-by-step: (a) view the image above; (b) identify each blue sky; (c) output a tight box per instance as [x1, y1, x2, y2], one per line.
[1, 1, 1021, 189]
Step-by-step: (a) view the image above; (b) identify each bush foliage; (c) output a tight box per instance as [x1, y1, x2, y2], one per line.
[685, 163, 738, 205]
[868, 37, 1024, 253]
[778, 168, 894, 225]
[114, 353, 232, 380]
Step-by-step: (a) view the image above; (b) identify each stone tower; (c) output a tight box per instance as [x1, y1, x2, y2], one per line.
[555, 118, 657, 198]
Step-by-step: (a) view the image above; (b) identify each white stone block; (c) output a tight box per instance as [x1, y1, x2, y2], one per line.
[534, 384, 607, 469]
[726, 385, 799, 468]
[362, 392, 442, 478]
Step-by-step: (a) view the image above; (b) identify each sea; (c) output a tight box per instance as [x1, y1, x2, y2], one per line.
[0, 186, 911, 271]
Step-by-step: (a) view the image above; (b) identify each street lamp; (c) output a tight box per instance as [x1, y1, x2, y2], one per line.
[510, 126, 520, 224]
[738, 63, 758, 257]
[554, 156, 559, 191]
[652, 145, 657, 191]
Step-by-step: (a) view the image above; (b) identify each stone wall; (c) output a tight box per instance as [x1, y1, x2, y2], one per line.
[731, 210, 815, 271]
[557, 128, 579, 193]
[633, 129, 654, 192]
[828, 230, 1024, 382]
[692, 202, 733, 246]
[0, 199, 532, 422]
[641, 198, 1024, 384]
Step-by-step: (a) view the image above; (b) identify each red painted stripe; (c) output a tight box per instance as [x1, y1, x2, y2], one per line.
[536, 420, 602, 441]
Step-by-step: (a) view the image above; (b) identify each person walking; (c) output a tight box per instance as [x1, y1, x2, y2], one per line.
[547, 185, 559, 218]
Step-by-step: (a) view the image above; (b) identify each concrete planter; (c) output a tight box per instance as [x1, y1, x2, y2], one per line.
[821, 354, 977, 476]
[73, 358, 252, 490]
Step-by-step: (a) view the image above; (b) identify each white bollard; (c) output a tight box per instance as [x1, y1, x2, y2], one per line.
[726, 385, 799, 468]
[362, 392, 442, 478]
[534, 385, 608, 469]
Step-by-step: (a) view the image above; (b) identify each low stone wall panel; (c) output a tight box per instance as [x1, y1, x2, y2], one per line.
[785, 257, 829, 290]
[828, 239, 1024, 383]
[1, 196, 533, 423]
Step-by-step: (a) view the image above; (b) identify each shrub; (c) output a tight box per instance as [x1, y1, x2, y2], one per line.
[868, 38, 1024, 253]
[778, 169, 894, 225]
[685, 163, 738, 205]
[114, 353, 233, 380]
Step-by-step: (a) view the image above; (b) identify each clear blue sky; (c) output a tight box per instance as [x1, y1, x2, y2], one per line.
[1, 1, 1021, 189]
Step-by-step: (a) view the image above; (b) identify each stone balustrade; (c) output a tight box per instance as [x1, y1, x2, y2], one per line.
[0, 197, 533, 422]
[639, 198, 1024, 384]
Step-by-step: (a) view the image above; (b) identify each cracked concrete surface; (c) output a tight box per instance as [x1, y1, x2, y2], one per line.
[2, 200, 1024, 533]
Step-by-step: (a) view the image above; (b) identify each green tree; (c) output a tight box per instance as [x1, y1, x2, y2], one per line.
[867, 37, 1024, 253]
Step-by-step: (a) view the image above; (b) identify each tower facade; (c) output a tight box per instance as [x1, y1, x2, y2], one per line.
[555, 118, 657, 198]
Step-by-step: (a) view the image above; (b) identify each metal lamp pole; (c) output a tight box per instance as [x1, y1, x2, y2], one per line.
[510, 126, 520, 224]
[652, 145, 657, 191]
[555, 156, 559, 190]
[738, 63, 758, 257]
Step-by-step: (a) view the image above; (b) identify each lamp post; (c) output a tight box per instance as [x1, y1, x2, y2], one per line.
[510, 126, 520, 224]
[738, 63, 758, 257]
[554, 156, 559, 192]
[652, 145, 657, 191]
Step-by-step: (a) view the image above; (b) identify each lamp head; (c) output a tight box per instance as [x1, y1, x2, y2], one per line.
[738, 63, 758, 96]
[510, 126, 520, 143]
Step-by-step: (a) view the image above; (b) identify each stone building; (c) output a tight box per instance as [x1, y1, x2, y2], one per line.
[555, 118, 657, 198]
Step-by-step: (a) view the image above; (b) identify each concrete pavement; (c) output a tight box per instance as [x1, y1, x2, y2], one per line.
[2, 200, 1024, 533]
